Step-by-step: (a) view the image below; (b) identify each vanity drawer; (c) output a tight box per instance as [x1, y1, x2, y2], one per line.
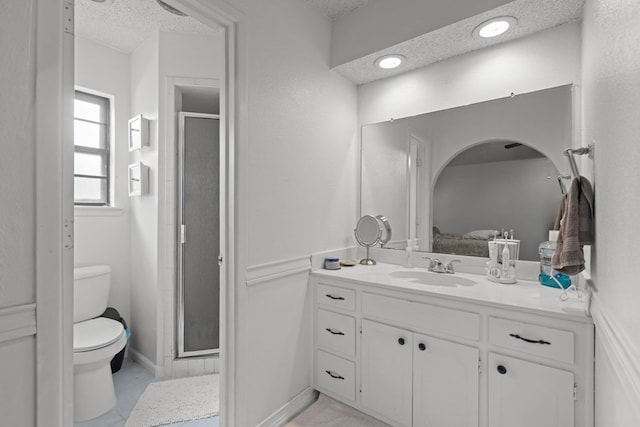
[362, 292, 480, 341]
[489, 317, 574, 364]
[316, 283, 356, 312]
[317, 309, 356, 357]
[316, 350, 355, 402]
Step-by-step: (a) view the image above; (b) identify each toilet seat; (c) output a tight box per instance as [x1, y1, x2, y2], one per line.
[74, 317, 125, 352]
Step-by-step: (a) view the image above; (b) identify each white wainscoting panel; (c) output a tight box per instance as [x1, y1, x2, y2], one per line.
[246, 255, 311, 287]
[246, 256, 313, 426]
[0, 303, 36, 343]
[591, 294, 640, 423]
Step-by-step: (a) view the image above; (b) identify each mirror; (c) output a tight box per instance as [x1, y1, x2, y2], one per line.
[354, 214, 388, 265]
[361, 85, 572, 261]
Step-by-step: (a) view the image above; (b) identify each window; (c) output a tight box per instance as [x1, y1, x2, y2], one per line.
[74, 91, 111, 205]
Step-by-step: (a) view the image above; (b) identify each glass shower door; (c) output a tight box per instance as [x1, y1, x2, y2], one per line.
[178, 112, 220, 357]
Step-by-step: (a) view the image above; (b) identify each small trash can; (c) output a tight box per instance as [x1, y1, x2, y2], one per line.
[100, 307, 128, 373]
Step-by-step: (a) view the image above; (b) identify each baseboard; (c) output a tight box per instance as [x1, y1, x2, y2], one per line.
[128, 347, 160, 378]
[591, 294, 640, 414]
[257, 387, 318, 427]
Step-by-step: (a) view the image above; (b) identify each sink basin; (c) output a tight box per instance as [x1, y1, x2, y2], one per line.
[389, 270, 476, 287]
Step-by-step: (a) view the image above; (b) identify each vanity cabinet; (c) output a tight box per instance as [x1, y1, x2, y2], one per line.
[311, 269, 593, 427]
[487, 316, 577, 427]
[360, 319, 479, 427]
[488, 353, 574, 427]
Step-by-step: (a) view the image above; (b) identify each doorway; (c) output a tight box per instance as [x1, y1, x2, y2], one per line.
[71, 0, 233, 424]
[37, 0, 241, 424]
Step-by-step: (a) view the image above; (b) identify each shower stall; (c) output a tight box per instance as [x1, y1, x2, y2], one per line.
[177, 111, 220, 357]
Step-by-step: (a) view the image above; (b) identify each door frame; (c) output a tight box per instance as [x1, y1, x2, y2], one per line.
[36, 1, 245, 425]
[35, 0, 75, 424]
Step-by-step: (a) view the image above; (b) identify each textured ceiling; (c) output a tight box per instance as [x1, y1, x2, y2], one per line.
[305, 0, 371, 19]
[75, 0, 584, 86]
[75, 0, 218, 53]
[333, 0, 585, 84]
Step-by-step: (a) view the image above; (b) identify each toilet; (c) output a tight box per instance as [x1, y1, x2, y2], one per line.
[73, 265, 127, 422]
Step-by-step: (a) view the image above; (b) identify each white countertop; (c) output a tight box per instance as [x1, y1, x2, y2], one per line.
[311, 262, 591, 322]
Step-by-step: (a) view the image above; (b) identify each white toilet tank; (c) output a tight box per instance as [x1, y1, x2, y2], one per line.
[74, 265, 112, 323]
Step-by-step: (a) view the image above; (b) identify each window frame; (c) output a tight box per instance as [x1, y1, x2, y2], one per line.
[74, 90, 111, 206]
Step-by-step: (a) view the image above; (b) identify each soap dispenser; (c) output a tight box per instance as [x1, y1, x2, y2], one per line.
[404, 240, 414, 268]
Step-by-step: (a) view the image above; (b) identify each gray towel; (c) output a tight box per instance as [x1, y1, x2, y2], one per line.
[552, 176, 594, 274]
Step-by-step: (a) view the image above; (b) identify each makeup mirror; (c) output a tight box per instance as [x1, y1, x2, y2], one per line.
[354, 214, 383, 265]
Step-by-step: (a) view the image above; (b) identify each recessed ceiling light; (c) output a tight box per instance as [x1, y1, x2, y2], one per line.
[473, 16, 517, 39]
[375, 54, 406, 70]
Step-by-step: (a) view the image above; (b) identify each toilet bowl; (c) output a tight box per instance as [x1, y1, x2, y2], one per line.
[73, 265, 127, 422]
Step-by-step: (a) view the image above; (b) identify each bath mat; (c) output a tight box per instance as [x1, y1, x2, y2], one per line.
[285, 393, 390, 427]
[125, 374, 219, 427]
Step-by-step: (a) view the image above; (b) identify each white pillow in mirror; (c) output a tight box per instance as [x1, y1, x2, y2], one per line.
[463, 230, 498, 240]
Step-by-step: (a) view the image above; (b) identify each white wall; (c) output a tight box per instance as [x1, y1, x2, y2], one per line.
[358, 22, 581, 126]
[0, 1, 36, 424]
[74, 36, 131, 324]
[129, 33, 160, 367]
[235, 1, 358, 425]
[582, 0, 640, 424]
[245, 2, 358, 266]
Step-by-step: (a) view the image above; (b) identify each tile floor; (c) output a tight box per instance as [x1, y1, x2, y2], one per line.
[74, 358, 219, 427]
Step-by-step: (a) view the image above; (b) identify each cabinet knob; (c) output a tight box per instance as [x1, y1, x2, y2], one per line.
[497, 365, 507, 375]
[418, 342, 426, 351]
[398, 337, 406, 346]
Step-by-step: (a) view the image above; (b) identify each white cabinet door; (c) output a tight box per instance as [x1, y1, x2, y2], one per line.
[413, 334, 479, 427]
[361, 320, 413, 426]
[488, 353, 574, 427]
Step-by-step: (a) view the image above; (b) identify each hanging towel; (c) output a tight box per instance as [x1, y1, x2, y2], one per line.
[552, 176, 594, 274]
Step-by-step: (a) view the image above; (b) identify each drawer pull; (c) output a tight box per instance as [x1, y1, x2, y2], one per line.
[509, 333, 551, 345]
[418, 342, 426, 351]
[325, 294, 345, 301]
[325, 328, 345, 336]
[398, 337, 406, 346]
[325, 370, 345, 380]
[497, 365, 507, 375]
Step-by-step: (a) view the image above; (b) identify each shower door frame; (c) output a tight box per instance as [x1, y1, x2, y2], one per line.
[177, 111, 221, 358]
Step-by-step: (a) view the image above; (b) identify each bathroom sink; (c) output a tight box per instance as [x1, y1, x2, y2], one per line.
[389, 270, 476, 287]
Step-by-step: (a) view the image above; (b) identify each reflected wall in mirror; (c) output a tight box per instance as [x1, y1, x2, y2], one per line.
[360, 85, 573, 261]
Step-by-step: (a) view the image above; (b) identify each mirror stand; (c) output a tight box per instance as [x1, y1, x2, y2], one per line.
[360, 245, 376, 265]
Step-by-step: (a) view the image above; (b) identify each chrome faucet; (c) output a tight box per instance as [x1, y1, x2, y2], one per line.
[423, 257, 461, 274]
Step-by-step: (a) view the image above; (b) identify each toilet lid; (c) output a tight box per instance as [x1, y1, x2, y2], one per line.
[74, 317, 124, 352]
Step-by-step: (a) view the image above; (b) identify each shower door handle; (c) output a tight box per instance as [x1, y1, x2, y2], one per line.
[180, 224, 186, 244]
